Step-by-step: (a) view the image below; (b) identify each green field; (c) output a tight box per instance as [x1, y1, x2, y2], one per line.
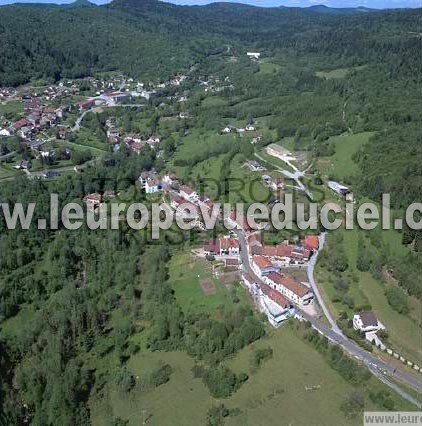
[0, 100, 24, 118]
[259, 62, 281, 75]
[201, 96, 228, 108]
[316, 66, 367, 80]
[317, 132, 375, 181]
[0, 163, 19, 179]
[168, 252, 248, 316]
[90, 325, 414, 426]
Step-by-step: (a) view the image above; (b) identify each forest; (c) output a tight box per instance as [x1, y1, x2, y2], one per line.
[1, 0, 422, 424]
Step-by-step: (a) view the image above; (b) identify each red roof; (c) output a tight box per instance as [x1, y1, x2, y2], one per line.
[260, 283, 290, 308]
[305, 235, 319, 250]
[84, 192, 102, 202]
[180, 185, 194, 195]
[12, 118, 31, 129]
[204, 239, 220, 253]
[262, 245, 277, 257]
[267, 272, 310, 298]
[253, 255, 274, 271]
[248, 232, 262, 245]
[220, 238, 239, 250]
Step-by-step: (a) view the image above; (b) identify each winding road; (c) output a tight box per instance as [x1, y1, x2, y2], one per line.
[238, 154, 422, 406]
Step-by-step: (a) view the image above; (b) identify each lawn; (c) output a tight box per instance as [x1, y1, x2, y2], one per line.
[90, 325, 415, 426]
[259, 62, 281, 75]
[201, 96, 228, 108]
[315, 66, 367, 80]
[0, 100, 24, 119]
[168, 252, 248, 316]
[316, 132, 375, 181]
[0, 163, 19, 179]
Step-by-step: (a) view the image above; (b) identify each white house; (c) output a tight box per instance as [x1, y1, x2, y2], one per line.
[145, 176, 161, 194]
[328, 180, 350, 196]
[179, 185, 199, 202]
[247, 52, 261, 59]
[258, 283, 295, 327]
[353, 311, 385, 333]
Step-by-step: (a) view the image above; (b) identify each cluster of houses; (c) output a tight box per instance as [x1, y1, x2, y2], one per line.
[5, 101, 69, 141]
[220, 124, 255, 134]
[247, 232, 318, 265]
[125, 134, 160, 154]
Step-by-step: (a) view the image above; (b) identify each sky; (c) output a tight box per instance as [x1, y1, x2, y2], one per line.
[0, 0, 421, 9]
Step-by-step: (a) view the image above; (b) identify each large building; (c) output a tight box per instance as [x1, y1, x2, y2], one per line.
[264, 272, 314, 306]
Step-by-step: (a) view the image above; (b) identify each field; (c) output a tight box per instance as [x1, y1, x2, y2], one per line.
[0, 100, 24, 118]
[0, 163, 19, 179]
[316, 132, 375, 181]
[316, 66, 367, 80]
[259, 62, 281, 75]
[168, 252, 249, 316]
[90, 325, 415, 426]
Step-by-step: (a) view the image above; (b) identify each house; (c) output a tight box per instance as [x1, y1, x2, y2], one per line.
[247, 52, 261, 59]
[41, 170, 59, 179]
[75, 98, 94, 112]
[14, 160, 32, 170]
[10, 118, 32, 134]
[305, 235, 319, 251]
[203, 238, 239, 256]
[84, 192, 102, 207]
[0, 129, 11, 137]
[248, 232, 263, 255]
[264, 272, 314, 306]
[259, 283, 294, 327]
[162, 173, 178, 186]
[145, 176, 162, 194]
[107, 91, 131, 104]
[246, 160, 265, 172]
[220, 238, 240, 255]
[353, 311, 385, 333]
[224, 258, 239, 269]
[170, 194, 185, 210]
[328, 180, 350, 196]
[179, 185, 199, 202]
[252, 255, 278, 276]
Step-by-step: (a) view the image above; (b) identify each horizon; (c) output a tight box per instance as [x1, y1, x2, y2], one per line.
[0, 0, 421, 9]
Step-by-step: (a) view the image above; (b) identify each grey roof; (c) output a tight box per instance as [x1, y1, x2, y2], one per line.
[358, 311, 378, 328]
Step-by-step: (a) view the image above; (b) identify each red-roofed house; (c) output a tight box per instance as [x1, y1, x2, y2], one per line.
[264, 272, 314, 305]
[252, 255, 278, 276]
[203, 238, 239, 256]
[305, 235, 319, 251]
[75, 99, 94, 112]
[83, 192, 102, 207]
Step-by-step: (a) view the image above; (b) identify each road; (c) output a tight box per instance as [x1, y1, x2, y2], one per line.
[306, 232, 344, 335]
[72, 103, 144, 131]
[236, 229, 422, 406]
[254, 152, 313, 200]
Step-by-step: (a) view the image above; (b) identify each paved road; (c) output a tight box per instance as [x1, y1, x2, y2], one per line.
[236, 229, 422, 406]
[306, 232, 344, 335]
[72, 103, 144, 131]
